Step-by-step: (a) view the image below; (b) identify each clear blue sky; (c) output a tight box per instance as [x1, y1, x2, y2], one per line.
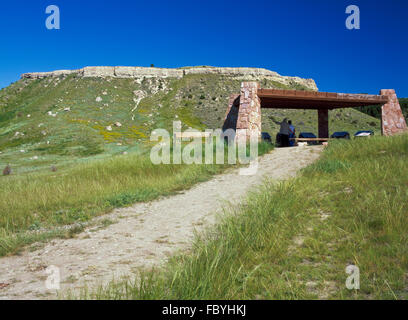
[1, 0, 407, 96]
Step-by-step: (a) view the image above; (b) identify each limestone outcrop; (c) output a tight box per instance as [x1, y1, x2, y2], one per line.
[21, 66, 318, 91]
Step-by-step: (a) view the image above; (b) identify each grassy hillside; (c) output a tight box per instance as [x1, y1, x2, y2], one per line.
[81, 134, 408, 300]
[0, 73, 381, 175]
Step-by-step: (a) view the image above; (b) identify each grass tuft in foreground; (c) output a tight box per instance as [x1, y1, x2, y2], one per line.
[80, 134, 408, 300]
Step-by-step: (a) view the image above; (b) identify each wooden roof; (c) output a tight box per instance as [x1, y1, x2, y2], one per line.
[257, 89, 388, 109]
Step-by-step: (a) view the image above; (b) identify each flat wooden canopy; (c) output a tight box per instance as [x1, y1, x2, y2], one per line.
[257, 88, 389, 109]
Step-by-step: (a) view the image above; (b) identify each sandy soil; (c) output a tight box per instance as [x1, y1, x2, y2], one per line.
[0, 145, 322, 299]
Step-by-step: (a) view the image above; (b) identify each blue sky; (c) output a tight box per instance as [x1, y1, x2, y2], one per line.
[1, 0, 407, 96]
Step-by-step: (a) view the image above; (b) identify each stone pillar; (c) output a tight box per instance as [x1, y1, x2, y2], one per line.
[318, 109, 329, 138]
[380, 89, 407, 136]
[235, 82, 261, 142]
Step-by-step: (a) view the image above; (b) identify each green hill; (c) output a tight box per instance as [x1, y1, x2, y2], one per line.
[0, 67, 381, 174]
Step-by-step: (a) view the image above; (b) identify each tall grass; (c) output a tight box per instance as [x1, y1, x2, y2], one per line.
[80, 134, 408, 300]
[0, 141, 273, 256]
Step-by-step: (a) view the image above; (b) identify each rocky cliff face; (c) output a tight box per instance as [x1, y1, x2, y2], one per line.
[21, 66, 318, 91]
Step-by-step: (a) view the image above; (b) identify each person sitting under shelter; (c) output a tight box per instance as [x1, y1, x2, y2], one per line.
[273, 118, 290, 147]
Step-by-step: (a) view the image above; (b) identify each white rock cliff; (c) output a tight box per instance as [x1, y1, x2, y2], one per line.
[21, 66, 318, 91]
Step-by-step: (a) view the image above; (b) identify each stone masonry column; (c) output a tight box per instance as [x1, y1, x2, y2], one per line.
[235, 82, 261, 142]
[318, 109, 329, 138]
[380, 89, 408, 136]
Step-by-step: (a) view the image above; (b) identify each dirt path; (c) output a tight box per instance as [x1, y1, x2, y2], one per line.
[0, 146, 323, 299]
